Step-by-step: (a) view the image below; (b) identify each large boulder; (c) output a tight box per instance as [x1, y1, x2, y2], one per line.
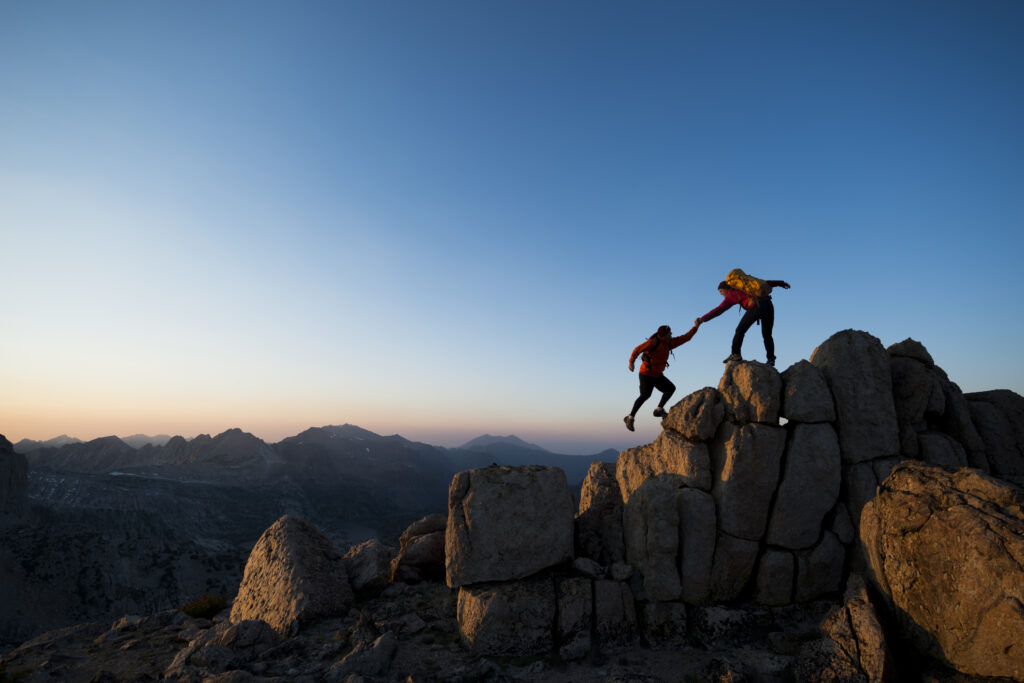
[662, 387, 726, 441]
[446, 465, 574, 588]
[576, 461, 626, 565]
[967, 389, 1024, 478]
[391, 513, 446, 583]
[456, 576, 556, 657]
[711, 422, 786, 541]
[343, 539, 395, 598]
[860, 461, 1024, 680]
[780, 361, 836, 424]
[616, 430, 711, 503]
[810, 330, 899, 463]
[230, 515, 354, 636]
[767, 423, 842, 549]
[718, 361, 783, 424]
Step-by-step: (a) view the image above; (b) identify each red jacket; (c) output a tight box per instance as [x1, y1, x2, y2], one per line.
[700, 280, 787, 322]
[630, 326, 698, 376]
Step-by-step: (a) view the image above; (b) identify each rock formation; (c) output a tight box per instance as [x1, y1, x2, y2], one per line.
[4, 329, 1024, 682]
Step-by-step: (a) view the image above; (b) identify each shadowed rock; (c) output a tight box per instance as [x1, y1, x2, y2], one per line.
[781, 360, 836, 423]
[576, 461, 626, 565]
[711, 422, 786, 541]
[967, 389, 1024, 478]
[391, 513, 446, 584]
[767, 423, 842, 549]
[456, 576, 555, 656]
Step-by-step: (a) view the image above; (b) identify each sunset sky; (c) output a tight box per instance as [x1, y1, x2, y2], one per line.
[3, 1, 1023, 453]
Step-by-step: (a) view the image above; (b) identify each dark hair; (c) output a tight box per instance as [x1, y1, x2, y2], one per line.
[718, 281, 731, 291]
[656, 325, 671, 336]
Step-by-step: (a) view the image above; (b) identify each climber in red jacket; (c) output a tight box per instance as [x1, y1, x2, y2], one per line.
[700, 279, 790, 366]
[624, 320, 702, 432]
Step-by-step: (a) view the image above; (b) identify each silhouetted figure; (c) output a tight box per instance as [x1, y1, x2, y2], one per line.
[624, 321, 701, 431]
[700, 276, 790, 366]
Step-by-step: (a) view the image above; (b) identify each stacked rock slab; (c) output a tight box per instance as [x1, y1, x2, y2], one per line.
[599, 359, 847, 611]
[810, 330, 902, 528]
[888, 338, 988, 471]
[446, 465, 579, 657]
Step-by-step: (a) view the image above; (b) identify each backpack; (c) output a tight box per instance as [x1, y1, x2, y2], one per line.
[641, 335, 669, 369]
[726, 268, 770, 299]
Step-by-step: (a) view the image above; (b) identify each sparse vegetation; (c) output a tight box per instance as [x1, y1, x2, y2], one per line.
[181, 594, 228, 619]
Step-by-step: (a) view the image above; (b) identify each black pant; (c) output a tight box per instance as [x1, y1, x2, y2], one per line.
[732, 298, 775, 359]
[631, 373, 675, 416]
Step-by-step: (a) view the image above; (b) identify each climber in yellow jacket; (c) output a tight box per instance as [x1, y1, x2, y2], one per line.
[624, 320, 702, 432]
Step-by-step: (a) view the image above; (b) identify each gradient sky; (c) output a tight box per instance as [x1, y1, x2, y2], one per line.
[3, 1, 1023, 454]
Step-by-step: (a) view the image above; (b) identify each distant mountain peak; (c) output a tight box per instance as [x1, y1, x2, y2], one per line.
[460, 434, 548, 452]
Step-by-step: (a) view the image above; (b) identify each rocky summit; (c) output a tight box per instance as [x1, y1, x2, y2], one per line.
[3, 328, 1024, 682]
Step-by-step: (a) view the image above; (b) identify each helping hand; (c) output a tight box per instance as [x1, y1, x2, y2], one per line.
[781, 282, 791, 289]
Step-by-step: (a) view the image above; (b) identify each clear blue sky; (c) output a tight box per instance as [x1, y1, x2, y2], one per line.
[3, 1, 1022, 453]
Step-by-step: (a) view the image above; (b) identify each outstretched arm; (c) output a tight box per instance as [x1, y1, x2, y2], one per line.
[768, 280, 790, 289]
[670, 322, 701, 348]
[700, 298, 734, 323]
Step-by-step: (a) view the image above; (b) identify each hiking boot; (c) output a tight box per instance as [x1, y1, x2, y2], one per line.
[653, 406, 667, 418]
[723, 353, 742, 363]
[624, 415, 635, 432]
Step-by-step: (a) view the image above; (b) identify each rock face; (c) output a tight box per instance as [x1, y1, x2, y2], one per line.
[767, 423, 841, 549]
[456, 576, 556, 656]
[230, 515, 354, 636]
[967, 389, 1024, 478]
[810, 330, 899, 463]
[718, 361, 783, 424]
[781, 361, 836, 423]
[860, 461, 1024, 680]
[576, 461, 625, 565]
[615, 430, 711, 503]
[445, 465, 574, 588]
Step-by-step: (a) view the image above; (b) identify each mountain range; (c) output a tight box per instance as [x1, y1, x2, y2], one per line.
[1, 425, 614, 647]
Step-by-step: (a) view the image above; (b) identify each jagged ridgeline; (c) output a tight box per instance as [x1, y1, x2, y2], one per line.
[2, 329, 1023, 682]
